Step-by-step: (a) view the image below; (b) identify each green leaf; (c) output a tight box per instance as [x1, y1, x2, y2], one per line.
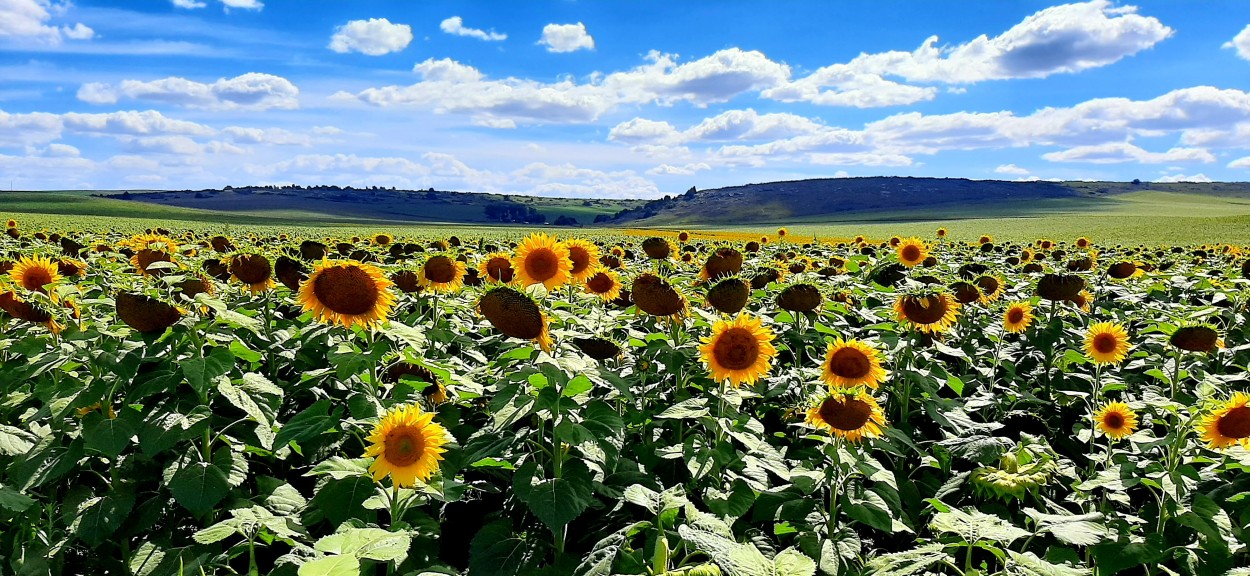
[168, 462, 230, 517]
[562, 374, 594, 397]
[0, 485, 35, 512]
[183, 346, 234, 398]
[656, 398, 709, 419]
[676, 524, 773, 576]
[518, 459, 594, 532]
[774, 548, 817, 576]
[1005, 551, 1090, 576]
[74, 485, 136, 548]
[83, 412, 136, 459]
[1090, 534, 1166, 575]
[845, 489, 894, 533]
[623, 484, 688, 515]
[315, 527, 413, 562]
[864, 544, 952, 576]
[193, 519, 242, 545]
[306, 476, 374, 526]
[0, 425, 35, 456]
[469, 520, 533, 576]
[275, 399, 340, 450]
[1024, 509, 1107, 547]
[1174, 493, 1234, 554]
[297, 555, 362, 576]
[930, 507, 1028, 544]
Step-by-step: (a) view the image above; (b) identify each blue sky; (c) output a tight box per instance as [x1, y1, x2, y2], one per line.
[2, 0, 1249, 197]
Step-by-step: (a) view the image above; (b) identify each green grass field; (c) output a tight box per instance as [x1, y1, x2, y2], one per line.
[3, 189, 1249, 245]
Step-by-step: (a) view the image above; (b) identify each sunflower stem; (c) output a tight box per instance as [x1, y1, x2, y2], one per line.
[262, 291, 275, 382]
[1171, 350, 1182, 399]
[827, 435, 841, 539]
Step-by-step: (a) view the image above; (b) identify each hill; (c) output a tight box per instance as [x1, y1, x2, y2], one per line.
[606, 177, 1250, 225]
[93, 185, 646, 227]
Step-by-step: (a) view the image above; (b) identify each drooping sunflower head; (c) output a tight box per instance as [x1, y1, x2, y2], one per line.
[419, 254, 467, 293]
[894, 289, 960, 333]
[298, 260, 396, 330]
[698, 313, 777, 388]
[1084, 322, 1130, 364]
[477, 286, 552, 352]
[1036, 273, 1085, 302]
[384, 362, 450, 405]
[702, 246, 744, 280]
[805, 390, 886, 443]
[363, 404, 450, 487]
[57, 258, 87, 277]
[969, 442, 1057, 502]
[1107, 261, 1139, 280]
[821, 338, 888, 389]
[978, 235, 993, 245]
[1069, 289, 1094, 313]
[478, 252, 515, 284]
[776, 283, 822, 313]
[513, 233, 573, 290]
[1002, 301, 1034, 333]
[563, 238, 601, 282]
[372, 233, 394, 246]
[705, 277, 750, 314]
[1170, 324, 1221, 353]
[896, 238, 927, 267]
[951, 281, 983, 305]
[641, 237, 674, 260]
[1201, 392, 1250, 450]
[1093, 401, 1138, 440]
[583, 267, 622, 302]
[632, 273, 687, 318]
[10, 255, 61, 294]
[975, 275, 1003, 303]
[127, 233, 180, 277]
[114, 292, 183, 334]
[572, 337, 623, 362]
[229, 253, 276, 294]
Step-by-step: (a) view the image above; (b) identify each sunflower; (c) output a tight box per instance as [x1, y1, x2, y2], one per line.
[936, 228, 948, 238]
[127, 233, 180, 277]
[777, 228, 789, 238]
[978, 235, 993, 245]
[896, 238, 927, 268]
[363, 404, 449, 487]
[821, 338, 888, 389]
[1070, 289, 1094, 313]
[1002, 301, 1034, 333]
[1093, 402, 1138, 439]
[477, 287, 553, 352]
[1076, 237, 1091, 249]
[894, 291, 960, 333]
[698, 313, 777, 387]
[298, 260, 396, 329]
[1084, 322, 1130, 364]
[1200, 393, 1250, 449]
[583, 267, 622, 301]
[806, 390, 886, 443]
[1171, 324, 1221, 353]
[513, 233, 572, 290]
[372, 233, 393, 246]
[229, 253, 276, 294]
[478, 252, 515, 284]
[678, 231, 690, 243]
[5, 219, 16, 228]
[975, 275, 1003, 303]
[385, 362, 450, 405]
[563, 239, 601, 283]
[419, 254, 466, 293]
[9, 255, 61, 294]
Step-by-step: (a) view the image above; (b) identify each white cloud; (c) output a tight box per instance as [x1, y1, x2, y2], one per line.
[220, 0, 262, 10]
[1042, 142, 1214, 164]
[808, 152, 913, 166]
[764, 0, 1171, 107]
[1228, 156, 1250, 169]
[171, 0, 206, 8]
[604, 49, 790, 105]
[1224, 24, 1250, 61]
[222, 126, 309, 145]
[41, 143, 78, 157]
[329, 18, 412, 56]
[440, 16, 505, 41]
[994, 164, 1030, 175]
[471, 116, 517, 129]
[538, 22, 594, 53]
[60, 110, 215, 137]
[0, 0, 94, 45]
[124, 135, 205, 155]
[646, 163, 711, 176]
[1155, 173, 1212, 183]
[76, 73, 300, 111]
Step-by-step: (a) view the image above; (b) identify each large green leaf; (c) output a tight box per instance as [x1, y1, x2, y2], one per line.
[314, 527, 413, 562]
[1004, 551, 1090, 576]
[517, 459, 594, 532]
[1024, 509, 1108, 547]
[182, 346, 234, 398]
[677, 524, 773, 576]
[469, 520, 536, 576]
[297, 555, 361, 576]
[864, 544, 953, 576]
[274, 399, 340, 450]
[168, 461, 230, 517]
[930, 507, 1028, 544]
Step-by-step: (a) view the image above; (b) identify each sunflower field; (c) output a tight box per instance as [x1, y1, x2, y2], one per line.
[2, 218, 1250, 576]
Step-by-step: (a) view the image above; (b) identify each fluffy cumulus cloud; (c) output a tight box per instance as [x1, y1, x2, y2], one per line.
[77, 73, 300, 111]
[538, 22, 594, 53]
[1225, 24, 1250, 61]
[646, 163, 711, 176]
[343, 49, 790, 126]
[0, 0, 94, 44]
[1155, 173, 1212, 183]
[1228, 157, 1250, 169]
[440, 16, 505, 41]
[329, 18, 413, 56]
[1041, 142, 1214, 164]
[764, 0, 1171, 107]
[994, 164, 1030, 175]
[170, 0, 261, 10]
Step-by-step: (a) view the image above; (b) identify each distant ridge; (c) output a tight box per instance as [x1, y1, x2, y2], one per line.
[605, 177, 1250, 226]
